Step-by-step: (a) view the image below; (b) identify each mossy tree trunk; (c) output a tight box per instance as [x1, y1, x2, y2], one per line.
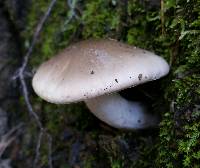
[0, 0, 199, 168]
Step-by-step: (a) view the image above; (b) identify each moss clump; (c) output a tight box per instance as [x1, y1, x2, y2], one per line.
[81, 0, 120, 38]
[21, 0, 200, 167]
[155, 1, 200, 167]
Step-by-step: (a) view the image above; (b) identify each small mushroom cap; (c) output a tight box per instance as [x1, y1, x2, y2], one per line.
[32, 39, 169, 104]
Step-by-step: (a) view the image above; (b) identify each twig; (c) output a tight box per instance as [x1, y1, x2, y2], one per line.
[20, 0, 57, 73]
[160, 0, 165, 35]
[47, 133, 53, 168]
[13, 0, 57, 167]
[11, 0, 80, 167]
[61, 0, 79, 32]
[0, 159, 11, 168]
[33, 131, 43, 167]
[0, 123, 23, 158]
[33, 132, 53, 168]
[20, 76, 43, 129]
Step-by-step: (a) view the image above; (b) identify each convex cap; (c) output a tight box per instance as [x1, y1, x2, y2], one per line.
[32, 39, 169, 104]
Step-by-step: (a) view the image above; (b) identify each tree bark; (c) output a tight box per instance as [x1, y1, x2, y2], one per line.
[0, 2, 21, 137]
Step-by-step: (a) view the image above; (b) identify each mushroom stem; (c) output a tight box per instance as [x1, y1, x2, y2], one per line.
[85, 93, 159, 129]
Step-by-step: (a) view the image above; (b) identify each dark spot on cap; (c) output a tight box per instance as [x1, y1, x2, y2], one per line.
[138, 74, 142, 81]
[90, 70, 94, 74]
[145, 76, 148, 79]
[137, 120, 141, 123]
[129, 76, 132, 79]
[115, 79, 118, 83]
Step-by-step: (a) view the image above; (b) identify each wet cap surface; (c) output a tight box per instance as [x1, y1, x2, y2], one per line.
[32, 39, 169, 104]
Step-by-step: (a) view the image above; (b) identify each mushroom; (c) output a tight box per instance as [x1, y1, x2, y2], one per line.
[32, 39, 169, 129]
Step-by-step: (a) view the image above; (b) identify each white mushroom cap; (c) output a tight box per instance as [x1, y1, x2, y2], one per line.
[32, 39, 169, 104]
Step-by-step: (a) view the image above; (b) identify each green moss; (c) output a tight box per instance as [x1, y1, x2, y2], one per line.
[81, 0, 120, 38]
[83, 156, 96, 168]
[82, 0, 124, 38]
